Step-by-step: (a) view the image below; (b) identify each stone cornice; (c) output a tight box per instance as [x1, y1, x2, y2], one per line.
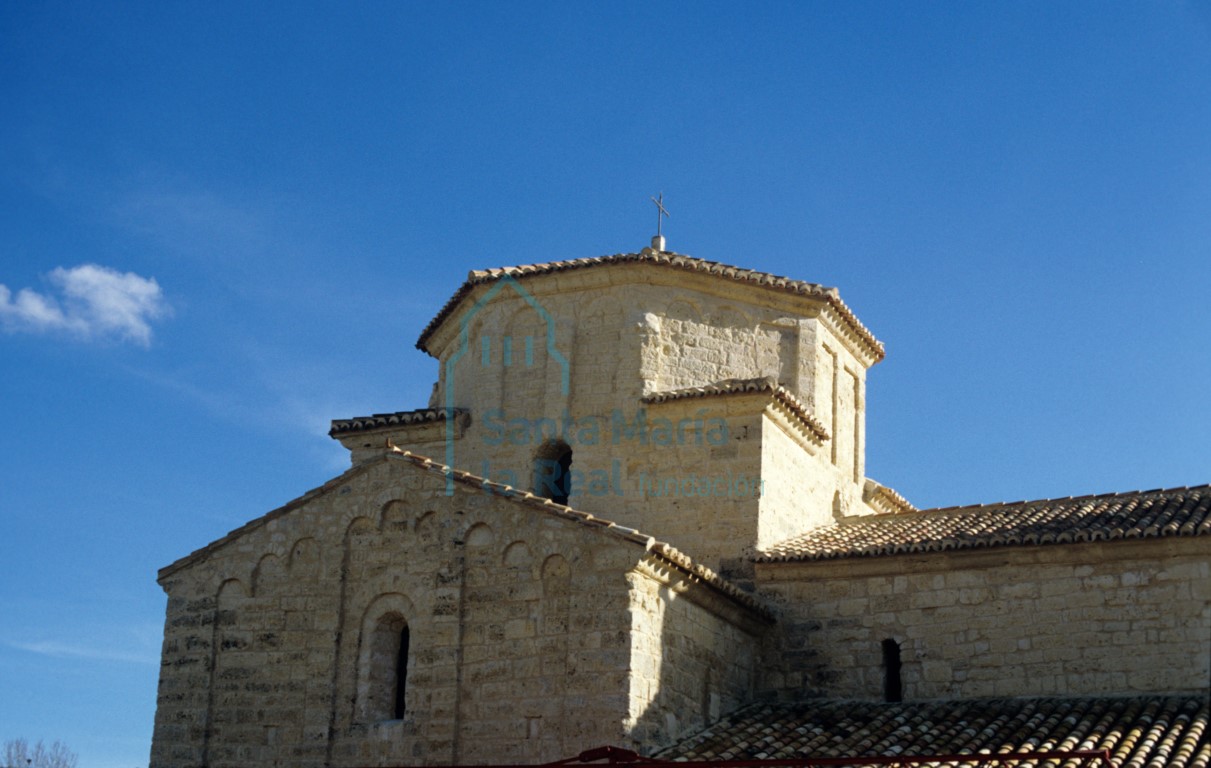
[634, 553, 775, 634]
[642, 376, 829, 445]
[862, 479, 917, 516]
[329, 407, 468, 437]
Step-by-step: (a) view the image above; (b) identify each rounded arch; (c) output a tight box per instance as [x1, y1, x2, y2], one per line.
[356, 593, 416, 723]
[500, 301, 556, 412]
[710, 304, 755, 330]
[415, 510, 440, 544]
[381, 499, 410, 531]
[289, 536, 318, 563]
[664, 298, 701, 324]
[465, 522, 495, 548]
[252, 553, 286, 595]
[502, 301, 549, 335]
[571, 295, 625, 402]
[360, 593, 416, 628]
[213, 578, 251, 648]
[289, 537, 320, 581]
[343, 515, 376, 542]
[215, 577, 250, 601]
[502, 540, 534, 568]
[541, 554, 571, 596]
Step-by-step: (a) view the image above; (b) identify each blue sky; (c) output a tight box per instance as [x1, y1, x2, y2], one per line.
[2, 3, 1210, 766]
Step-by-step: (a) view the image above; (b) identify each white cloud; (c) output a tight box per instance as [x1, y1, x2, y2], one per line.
[115, 188, 267, 261]
[7, 639, 158, 665]
[0, 264, 170, 346]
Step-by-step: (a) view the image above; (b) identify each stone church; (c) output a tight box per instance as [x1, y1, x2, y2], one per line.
[150, 242, 1211, 767]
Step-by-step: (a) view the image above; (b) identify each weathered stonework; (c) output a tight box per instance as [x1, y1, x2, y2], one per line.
[347, 254, 882, 570]
[757, 538, 1211, 700]
[152, 455, 769, 767]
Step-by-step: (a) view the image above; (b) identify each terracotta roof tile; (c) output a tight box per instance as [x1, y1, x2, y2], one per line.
[328, 407, 466, 436]
[863, 479, 918, 516]
[759, 485, 1211, 562]
[642, 377, 830, 444]
[663, 696, 1210, 766]
[416, 250, 884, 362]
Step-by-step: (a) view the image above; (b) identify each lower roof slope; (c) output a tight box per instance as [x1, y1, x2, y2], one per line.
[157, 446, 772, 621]
[760, 485, 1211, 562]
[663, 696, 1210, 766]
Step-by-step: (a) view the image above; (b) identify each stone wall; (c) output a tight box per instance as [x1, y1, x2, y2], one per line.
[151, 454, 767, 768]
[801, 329, 866, 488]
[624, 558, 766, 754]
[756, 538, 1211, 701]
[757, 407, 846, 553]
[642, 299, 788, 394]
[152, 458, 635, 767]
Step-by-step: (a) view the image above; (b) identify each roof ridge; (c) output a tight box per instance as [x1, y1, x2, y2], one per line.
[757, 483, 1211, 563]
[415, 249, 884, 362]
[919, 483, 1211, 514]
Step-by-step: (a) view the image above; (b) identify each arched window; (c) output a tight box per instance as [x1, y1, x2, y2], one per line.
[881, 638, 902, 702]
[533, 440, 573, 505]
[367, 613, 410, 720]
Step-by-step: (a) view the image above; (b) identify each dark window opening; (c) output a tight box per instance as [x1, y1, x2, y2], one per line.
[393, 626, 409, 719]
[882, 638, 902, 702]
[534, 441, 573, 505]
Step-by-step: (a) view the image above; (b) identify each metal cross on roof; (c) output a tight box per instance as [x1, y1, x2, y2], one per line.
[650, 192, 670, 237]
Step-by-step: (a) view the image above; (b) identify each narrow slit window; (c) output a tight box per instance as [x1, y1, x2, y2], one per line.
[882, 638, 903, 702]
[394, 626, 409, 719]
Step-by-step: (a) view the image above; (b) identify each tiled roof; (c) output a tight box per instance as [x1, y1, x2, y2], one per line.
[415, 250, 885, 362]
[663, 696, 1211, 766]
[642, 377, 830, 444]
[329, 407, 466, 436]
[759, 485, 1211, 562]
